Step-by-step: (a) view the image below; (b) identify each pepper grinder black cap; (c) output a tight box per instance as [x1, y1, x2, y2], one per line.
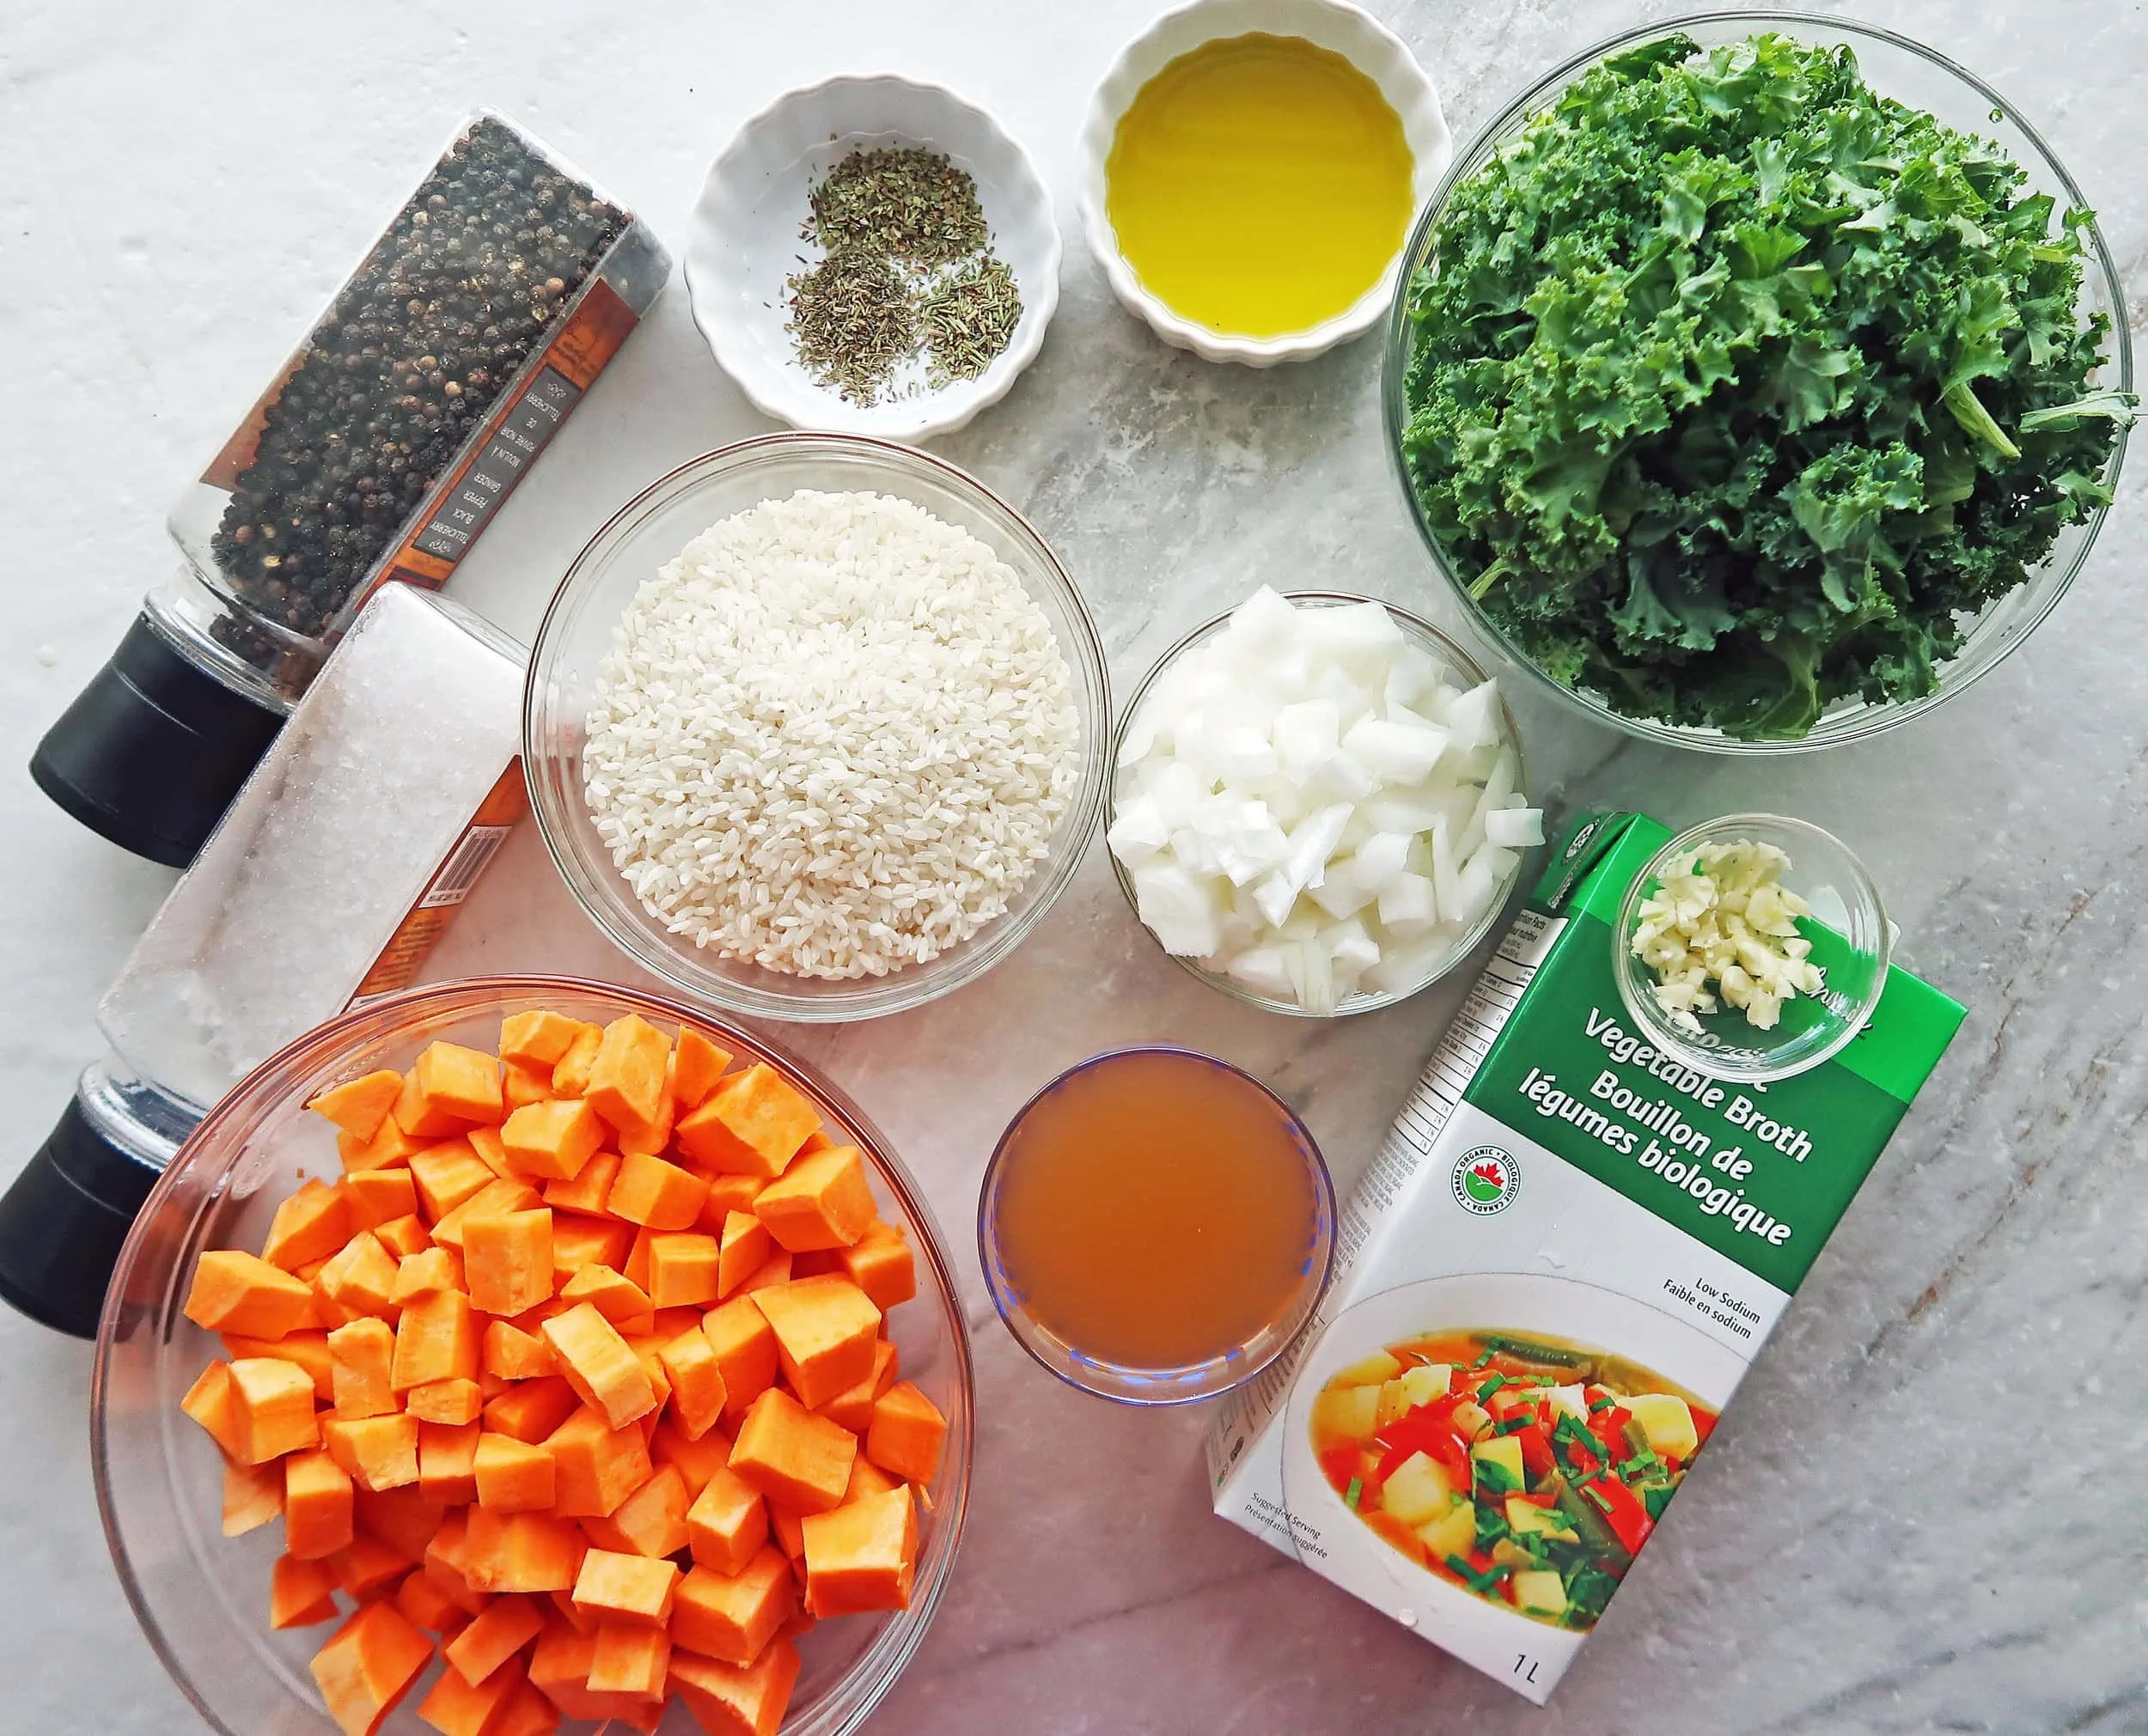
[0, 1093, 169, 1338]
[30, 610, 286, 868]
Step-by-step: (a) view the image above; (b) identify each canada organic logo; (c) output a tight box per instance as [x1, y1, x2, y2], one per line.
[1453, 1144, 1520, 1215]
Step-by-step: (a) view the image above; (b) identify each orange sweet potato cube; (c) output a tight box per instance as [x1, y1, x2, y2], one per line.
[466, 1124, 514, 1178]
[670, 1635, 800, 1736]
[222, 1328, 334, 1401]
[734, 1250, 792, 1297]
[374, 1214, 432, 1262]
[540, 1149, 619, 1216]
[528, 1616, 659, 1726]
[394, 1566, 472, 1636]
[837, 1225, 916, 1313]
[589, 1619, 669, 1698]
[227, 1355, 320, 1462]
[645, 1233, 723, 1310]
[223, 1455, 285, 1537]
[501, 1059, 558, 1114]
[714, 1211, 772, 1300]
[340, 1168, 419, 1233]
[263, 1179, 357, 1271]
[407, 1378, 484, 1427]
[621, 1225, 656, 1294]
[431, 1178, 543, 1252]
[671, 1027, 734, 1113]
[410, 1142, 498, 1222]
[393, 1287, 479, 1392]
[501, 1098, 606, 1183]
[550, 1214, 633, 1282]
[330, 1532, 417, 1600]
[674, 1064, 819, 1178]
[501, 1011, 586, 1069]
[580, 1461, 691, 1560]
[842, 1453, 905, 1505]
[322, 1412, 419, 1492]
[339, 1115, 428, 1175]
[572, 1547, 680, 1625]
[702, 1296, 779, 1417]
[463, 1508, 585, 1595]
[329, 1317, 398, 1419]
[391, 1246, 464, 1306]
[485, 1375, 582, 1445]
[584, 1014, 670, 1138]
[284, 1447, 356, 1559]
[801, 1487, 917, 1617]
[418, 1420, 482, 1507]
[751, 1143, 876, 1253]
[416, 1652, 526, 1736]
[749, 1276, 882, 1410]
[271, 1553, 342, 1629]
[540, 1302, 656, 1429]
[444, 1591, 546, 1684]
[185, 1249, 314, 1339]
[728, 1388, 855, 1514]
[686, 1464, 768, 1578]
[545, 1405, 655, 1520]
[656, 1325, 729, 1441]
[352, 1483, 439, 1564]
[557, 1264, 655, 1336]
[651, 1420, 733, 1502]
[318, 1229, 400, 1320]
[867, 1381, 948, 1487]
[476, 1433, 558, 1512]
[393, 1041, 503, 1138]
[483, 1319, 557, 1382]
[309, 1600, 434, 1736]
[607, 1151, 708, 1232]
[696, 1173, 765, 1228]
[817, 1339, 898, 1435]
[465, 1209, 555, 1317]
[549, 1024, 604, 1098]
[672, 1549, 796, 1668]
[308, 1069, 405, 1142]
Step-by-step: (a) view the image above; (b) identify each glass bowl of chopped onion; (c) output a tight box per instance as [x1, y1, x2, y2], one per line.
[93, 976, 973, 1736]
[525, 433, 1110, 1025]
[1107, 590, 1535, 1017]
[1382, 13, 2133, 754]
[1614, 814, 1891, 1083]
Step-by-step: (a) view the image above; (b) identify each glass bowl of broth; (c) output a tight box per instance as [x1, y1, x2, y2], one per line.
[977, 1046, 1334, 1404]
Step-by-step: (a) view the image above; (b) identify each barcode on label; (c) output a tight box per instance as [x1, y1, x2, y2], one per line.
[419, 825, 513, 909]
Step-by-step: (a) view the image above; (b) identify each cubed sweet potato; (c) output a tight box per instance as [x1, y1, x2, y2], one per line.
[728, 1388, 855, 1514]
[655, 1325, 729, 1441]
[416, 1652, 525, 1736]
[339, 1116, 427, 1175]
[308, 1069, 405, 1142]
[432, 1179, 544, 1252]
[550, 1214, 632, 1282]
[670, 1635, 800, 1736]
[501, 1098, 605, 1183]
[393, 1287, 479, 1392]
[651, 1420, 733, 1503]
[540, 1149, 619, 1216]
[394, 1042, 503, 1138]
[837, 1225, 916, 1313]
[671, 1028, 733, 1113]
[749, 1276, 882, 1410]
[340, 1168, 419, 1233]
[701, 1297, 779, 1418]
[645, 1233, 723, 1310]
[263, 1179, 357, 1272]
[549, 1025, 604, 1098]
[686, 1464, 768, 1579]
[482, 1319, 557, 1382]
[672, 1549, 796, 1669]
[271, 1553, 342, 1629]
[285, 1447, 357, 1559]
[817, 1338, 898, 1434]
[607, 1152, 709, 1232]
[410, 1142, 498, 1222]
[544, 1405, 655, 1520]
[463, 1508, 585, 1594]
[541, 1302, 656, 1429]
[579, 1463, 690, 1561]
[714, 1211, 773, 1301]
[465, 1208, 555, 1316]
[475, 1433, 558, 1512]
[310, 1600, 434, 1736]
[557, 1264, 655, 1336]
[322, 1412, 420, 1492]
[318, 1229, 400, 1319]
[801, 1487, 917, 1617]
[374, 1214, 432, 1261]
[328, 1532, 411, 1598]
[674, 1064, 818, 1178]
[185, 1249, 314, 1339]
[501, 1011, 586, 1069]
[223, 1455, 285, 1537]
[589, 1618, 670, 1698]
[418, 1420, 482, 1507]
[222, 1328, 335, 1401]
[585, 1014, 670, 1140]
[751, 1143, 876, 1253]
[500, 1058, 558, 1113]
[391, 1246, 465, 1305]
[443, 1590, 545, 1684]
[866, 1381, 947, 1487]
[572, 1547, 680, 1625]
[394, 1566, 473, 1636]
[485, 1375, 582, 1445]
[407, 1377, 483, 1426]
[228, 1356, 321, 1462]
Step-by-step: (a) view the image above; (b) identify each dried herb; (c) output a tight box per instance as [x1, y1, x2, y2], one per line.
[783, 145, 1023, 406]
[920, 256, 1022, 387]
[808, 146, 986, 266]
[784, 251, 918, 406]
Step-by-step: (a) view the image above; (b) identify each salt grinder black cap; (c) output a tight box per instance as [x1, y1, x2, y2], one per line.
[0, 1096, 165, 1339]
[30, 610, 284, 868]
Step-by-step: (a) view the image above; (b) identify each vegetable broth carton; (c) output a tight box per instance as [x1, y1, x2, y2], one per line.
[1205, 812, 1963, 1702]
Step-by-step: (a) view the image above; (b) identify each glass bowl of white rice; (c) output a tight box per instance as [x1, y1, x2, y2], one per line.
[526, 433, 1109, 1023]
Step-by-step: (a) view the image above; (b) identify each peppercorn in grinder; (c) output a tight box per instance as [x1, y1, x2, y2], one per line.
[32, 111, 668, 866]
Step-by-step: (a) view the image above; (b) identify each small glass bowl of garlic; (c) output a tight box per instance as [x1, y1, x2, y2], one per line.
[1614, 813, 1891, 1083]
[1107, 588, 1541, 1016]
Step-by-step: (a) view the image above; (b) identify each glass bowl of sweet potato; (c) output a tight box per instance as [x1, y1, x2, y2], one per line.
[91, 975, 973, 1736]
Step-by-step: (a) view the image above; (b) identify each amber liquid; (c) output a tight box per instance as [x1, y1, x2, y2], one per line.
[989, 1050, 1322, 1368]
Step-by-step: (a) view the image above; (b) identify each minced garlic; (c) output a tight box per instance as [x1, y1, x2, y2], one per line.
[1631, 840, 1824, 1035]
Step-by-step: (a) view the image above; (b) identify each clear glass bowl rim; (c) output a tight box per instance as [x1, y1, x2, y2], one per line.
[976, 1044, 1337, 1406]
[89, 972, 975, 1736]
[522, 429, 1113, 1024]
[1611, 812, 1893, 1083]
[1379, 8, 2136, 756]
[1107, 589, 1529, 1016]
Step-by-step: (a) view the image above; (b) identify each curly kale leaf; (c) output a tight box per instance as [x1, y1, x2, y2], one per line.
[1400, 32, 2132, 739]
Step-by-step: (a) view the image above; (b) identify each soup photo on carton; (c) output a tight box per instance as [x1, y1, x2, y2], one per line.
[1206, 812, 1964, 1703]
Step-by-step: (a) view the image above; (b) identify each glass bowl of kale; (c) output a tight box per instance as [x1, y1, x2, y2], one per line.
[1382, 14, 2133, 752]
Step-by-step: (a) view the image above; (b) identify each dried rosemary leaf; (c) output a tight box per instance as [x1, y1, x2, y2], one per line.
[920, 255, 1023, 387]
[784, 250, 917, 406]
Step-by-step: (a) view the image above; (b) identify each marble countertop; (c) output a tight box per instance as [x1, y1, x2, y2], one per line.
[3, 1, 2144, 1730]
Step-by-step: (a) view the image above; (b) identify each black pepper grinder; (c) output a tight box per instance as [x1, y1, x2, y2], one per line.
[31, 109, 668, 866]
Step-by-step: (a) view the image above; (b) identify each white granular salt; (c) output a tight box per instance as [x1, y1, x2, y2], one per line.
[583, 488, 1082, 979]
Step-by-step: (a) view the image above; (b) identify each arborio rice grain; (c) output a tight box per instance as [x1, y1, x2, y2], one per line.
[583, 488, 1081, 978]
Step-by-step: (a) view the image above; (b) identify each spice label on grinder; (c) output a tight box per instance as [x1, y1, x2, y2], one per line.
[1205, 812, 1964, 1704]
[348, 758, 527, 1004]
